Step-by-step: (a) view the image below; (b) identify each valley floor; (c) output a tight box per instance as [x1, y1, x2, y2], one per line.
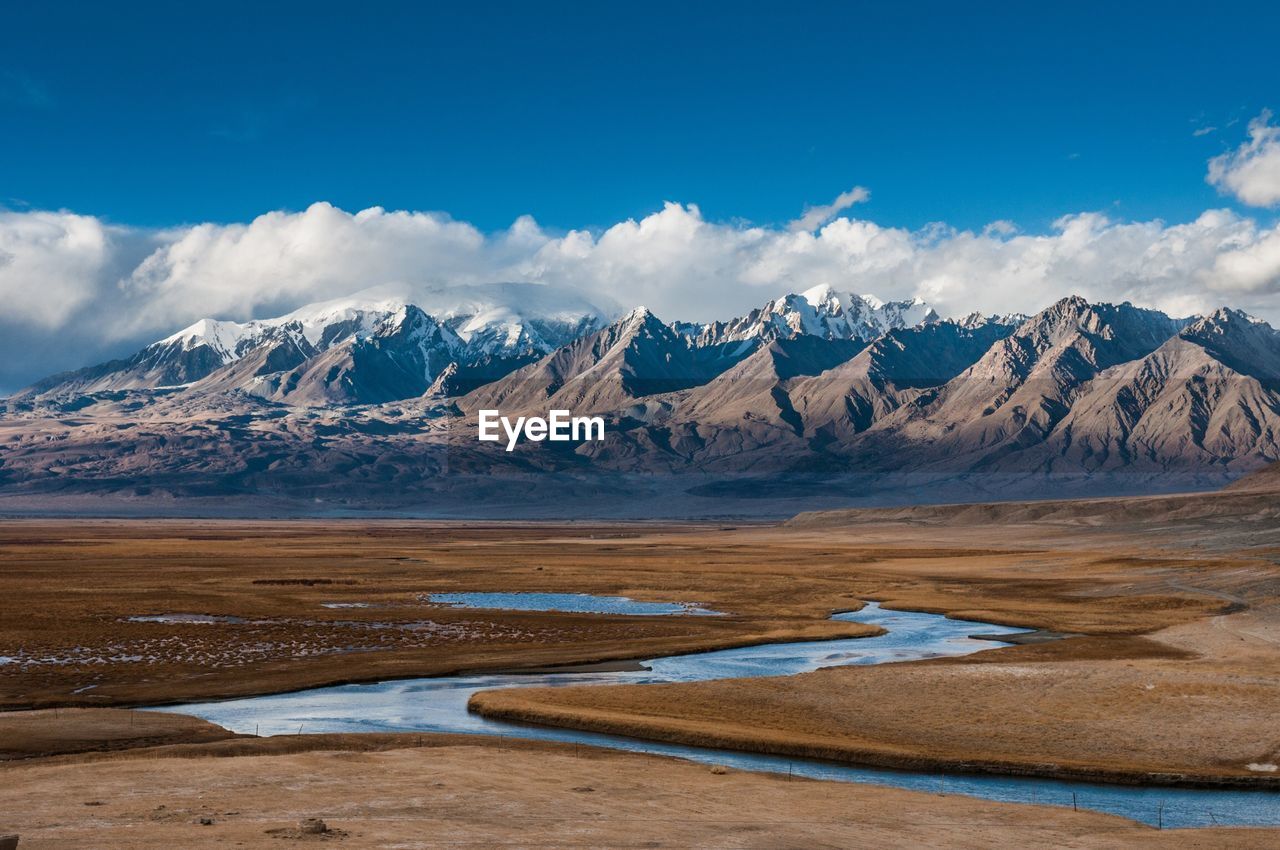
[1, 491, 1278, 844]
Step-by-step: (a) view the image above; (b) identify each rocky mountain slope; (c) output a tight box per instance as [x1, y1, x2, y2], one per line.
[4, 288, 1279, 515]
[457, 307, 748, 416]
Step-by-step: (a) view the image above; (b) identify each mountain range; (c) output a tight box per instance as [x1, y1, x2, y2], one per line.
[18, 283, 615, 403]
[3, 281, 1279, 517]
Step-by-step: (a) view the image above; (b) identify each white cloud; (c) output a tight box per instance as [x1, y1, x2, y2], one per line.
[1203, 225, 1280, 293]
[789, 186, 871, 232]
[118, 203, 494, 339]
[4, 198, 1280, 393]
[1208, 110, 1280, 207]
[0, 211, 124, 327]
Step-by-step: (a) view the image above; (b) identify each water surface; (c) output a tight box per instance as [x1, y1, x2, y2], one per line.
[157, 603, 1279, 829]
[127, 614, 248, 624]
[426, 591, 722, 616]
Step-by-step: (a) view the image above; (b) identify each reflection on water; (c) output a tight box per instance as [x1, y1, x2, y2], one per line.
[155, 603, 1279, 829]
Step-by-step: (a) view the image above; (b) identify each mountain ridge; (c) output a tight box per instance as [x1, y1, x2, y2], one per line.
[5, 289, 1279, 515]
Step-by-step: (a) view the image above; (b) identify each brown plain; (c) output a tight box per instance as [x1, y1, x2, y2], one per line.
[0, 483, 1278, 843]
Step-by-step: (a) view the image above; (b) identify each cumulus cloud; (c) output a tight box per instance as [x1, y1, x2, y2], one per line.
[789, 186, 871, 232]
[4, 199, 1280, 393]
[118, 204, 495, 339]
[1208, 110, 1280, 207]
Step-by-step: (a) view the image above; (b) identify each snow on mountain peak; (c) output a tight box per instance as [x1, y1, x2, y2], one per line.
[799, 283, 843, 309]
[618, 306, 664, 332]
[679, 287, 941, 349]
[857, 292, 886, 310]
[149, 281, 616, 365]
[957, 311, 1030, 330]
[790, 287, 936, 339]
[161, 318, 253, 362]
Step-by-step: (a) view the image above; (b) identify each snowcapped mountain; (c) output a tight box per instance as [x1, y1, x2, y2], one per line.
[408, 283, 616, 358]
[189, 305, 465, 405]
[159, 282, 614, 367]
[956, 310, 1029, 329]
[676, 284, 939, 348]
[18, 282, 616, 402]
[456, 284, 944, 421]
[798, 284, 939, 338]
[555, 295, 1279, 478]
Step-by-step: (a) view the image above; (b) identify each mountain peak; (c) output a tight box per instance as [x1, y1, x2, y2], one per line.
[1034, 294, 1093, 323]
[797, 285, 915, 315]
[800, 283, 844, 310]
[957, 311, 1029, 330]
[1200, 306, 1265, 328]
[617, 306, 669, 338]
[1178, 307, 1280, 380]
[1020, 296, 1183, 342]
[160, 317, 252, 360]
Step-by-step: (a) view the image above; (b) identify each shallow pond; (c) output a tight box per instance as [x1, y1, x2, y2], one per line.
[425, 591, 723, 616]
[127, 614, 248, 624]
[155, 603, 1279, 828]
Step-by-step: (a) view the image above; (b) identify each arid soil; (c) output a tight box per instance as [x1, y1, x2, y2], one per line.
[0, 733, 1273, 849]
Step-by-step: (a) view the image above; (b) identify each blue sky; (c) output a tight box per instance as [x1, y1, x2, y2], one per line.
[3, 2, 1280, 393]
[3, 1, 1278, 233]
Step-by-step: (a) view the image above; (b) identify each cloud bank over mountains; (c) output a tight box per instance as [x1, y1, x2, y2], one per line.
[3, 114, 1280, 392]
